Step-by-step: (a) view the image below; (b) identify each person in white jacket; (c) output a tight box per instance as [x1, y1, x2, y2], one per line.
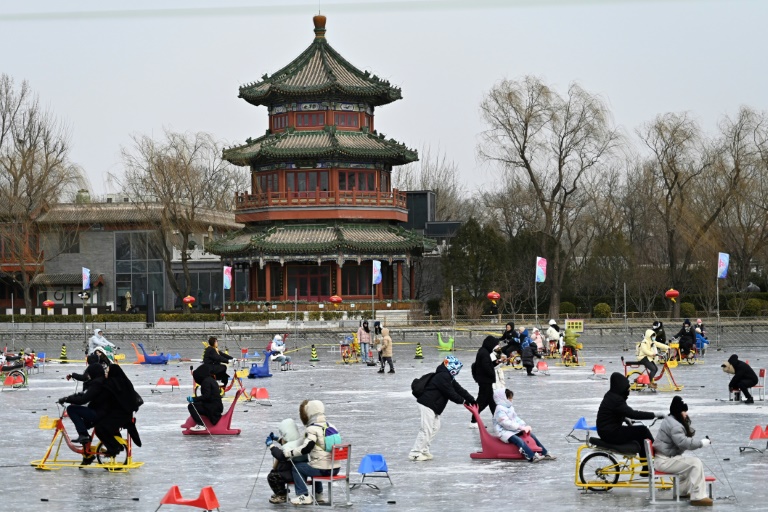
[653, 396, 712, 506]
[546, 319, 562, 355]
[269, 335, 291, 369]
[492, 388, 555, 462]
[635, 329, 669, 389]
[87, 328, 115, 356]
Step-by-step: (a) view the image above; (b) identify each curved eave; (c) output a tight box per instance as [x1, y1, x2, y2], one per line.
[239, 85, 402, 108]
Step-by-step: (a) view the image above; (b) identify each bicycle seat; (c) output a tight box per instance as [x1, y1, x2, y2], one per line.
[588, 436, 640, 455]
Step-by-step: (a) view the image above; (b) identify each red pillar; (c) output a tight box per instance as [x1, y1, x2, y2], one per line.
[265, 263, 271, 302]
[250, 264, 258, 300]
[409, 264, 415, 299]
[336, 263, 342, 295]
[281, 265, 288, 301]
[397, 262, 403, 301]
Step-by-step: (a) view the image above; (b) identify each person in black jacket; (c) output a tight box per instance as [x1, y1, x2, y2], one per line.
[672, 319, 696, 358]
[651, 321, 667, 344]
[722, 354, 759, 404]
[58, 359, 110, 464]
[470, 336, 503, 427]
[95, 361, 142, 456]
[409, 356, 476, 461]
[186, 364, 224, 431]
[596, 373, 664, 463]
[500, 322, 521, 358]
[202, 336, 233, 387]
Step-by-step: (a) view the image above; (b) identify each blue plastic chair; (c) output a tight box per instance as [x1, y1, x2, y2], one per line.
[36, 352, 46, 373]
[352, 454, 392, 489]
[566, 416, 597, 443]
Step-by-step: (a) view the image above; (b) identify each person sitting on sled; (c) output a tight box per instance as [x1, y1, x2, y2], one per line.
[492, 388, 555, 462]
[186, 364, 223, 432]
[635, 329, 669, 389]
[596, 373, 665, 466]
[202, 336, 233, 387]
[265, 418, 307, 504]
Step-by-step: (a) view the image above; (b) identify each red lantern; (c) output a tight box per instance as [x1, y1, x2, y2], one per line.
[329, 295, 343, 304]
[182, 295, 196, 308]
[665, 288, 680, 303]
[487, 291, 500, 305]
[42, 300, 55, 308]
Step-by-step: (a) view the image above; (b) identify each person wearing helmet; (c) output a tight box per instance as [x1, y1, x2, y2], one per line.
[269, 334, 291, 370]
[672, 319, 696, 359]
[409, 355, 476, 461]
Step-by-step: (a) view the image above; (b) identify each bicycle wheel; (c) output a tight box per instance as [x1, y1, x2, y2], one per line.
[8, 369, 26, 388]
[95, 439, 128, 466]
[579, 452, 619, 491]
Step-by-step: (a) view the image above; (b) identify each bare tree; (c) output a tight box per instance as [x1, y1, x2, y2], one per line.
[393, 145, 472, 221]
[117, 130, 246, 309]
[640, 110, 748, 315]
[712, 108, 768, 292]
[0, 74, 86, 310]
[478, 76, 619, 317]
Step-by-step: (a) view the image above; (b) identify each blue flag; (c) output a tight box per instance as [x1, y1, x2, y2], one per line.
[82, 267, 90, 290]
[717, 253, 729, 279]
[372, 260, 382, 285]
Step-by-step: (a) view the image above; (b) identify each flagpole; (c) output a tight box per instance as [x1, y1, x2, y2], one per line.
[716, 277, 720, 349]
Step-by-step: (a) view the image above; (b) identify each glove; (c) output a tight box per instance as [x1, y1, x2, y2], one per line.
[701, 438, 711, 446]
[270, 432, 280, 442]
[65, 374, 72, 381]
[282, 446, 295, 458]
[265, 435, 274, 447]
[656, 412, 666, 419]
[186, 396, 194, 403]
[58, 397, 66, 405]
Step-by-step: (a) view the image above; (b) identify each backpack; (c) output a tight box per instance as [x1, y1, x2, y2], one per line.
[312, 423, 342, 451]
[411, 372, 436, 398]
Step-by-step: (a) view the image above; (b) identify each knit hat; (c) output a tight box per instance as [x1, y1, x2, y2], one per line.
[670, 395, 688, 415]
[548, 319, 556, 326]
[683, 318, 691, 326]
[444, 355, 463, 376]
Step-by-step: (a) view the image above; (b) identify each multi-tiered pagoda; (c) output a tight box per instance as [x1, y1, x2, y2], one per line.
[209, 15, 434, 303]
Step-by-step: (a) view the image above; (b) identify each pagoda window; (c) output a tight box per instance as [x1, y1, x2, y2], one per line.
[256, 172, 278, 194]
[334, 113, 358, 128]
[296, 113, 325, 127]
[339, 170, 375, 191]
[286, 170, 328, 194]
[272, 114, 288, 131]
[381, 172, 390, 192]
[341, 263, 372, 296]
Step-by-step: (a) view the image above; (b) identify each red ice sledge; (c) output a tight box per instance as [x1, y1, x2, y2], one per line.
[465, 403, 542, 460]
[181, 389, 243, 435]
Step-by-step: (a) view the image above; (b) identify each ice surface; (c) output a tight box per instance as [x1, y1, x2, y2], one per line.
[1, 346, 766, 511]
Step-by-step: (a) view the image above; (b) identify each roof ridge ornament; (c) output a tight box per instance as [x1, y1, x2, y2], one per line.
[313, 14, 327, 39]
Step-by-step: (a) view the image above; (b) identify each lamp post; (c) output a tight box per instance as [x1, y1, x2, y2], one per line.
[78, 290, 90, 355]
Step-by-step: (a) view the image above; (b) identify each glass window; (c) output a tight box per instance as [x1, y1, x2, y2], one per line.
[348, 173, 356, 190]
[132, 233, 148, 260]
[115, 233, 131, 260]
[339, 173, 346, 190]
[287, 173, 295, 192]
[320, 171, 328, 191]
[148, 260, 163, 272]
[131, 261, 147, 273]
[309, 172, 317, 191]
[367, 173, 375, 190]
[116, 261, 131, 273]
[296, 115, 303, 127]
[319, 114, 325, 125]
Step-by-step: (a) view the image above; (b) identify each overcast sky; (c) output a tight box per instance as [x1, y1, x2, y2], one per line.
[1, 0, 766, 196]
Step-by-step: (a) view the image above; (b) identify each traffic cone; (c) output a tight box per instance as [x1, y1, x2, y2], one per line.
[60, 343, 67, 362]
[414, 342, 424, 359]
[310, 344, 319, 362]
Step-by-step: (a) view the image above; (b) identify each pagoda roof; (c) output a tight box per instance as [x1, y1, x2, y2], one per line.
[224, 127, 417, 166]
[238, 15, 402, 107]
[206, 223, 435, 257]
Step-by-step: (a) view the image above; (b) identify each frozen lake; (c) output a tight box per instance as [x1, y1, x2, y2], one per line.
[1, 345, 766, 511]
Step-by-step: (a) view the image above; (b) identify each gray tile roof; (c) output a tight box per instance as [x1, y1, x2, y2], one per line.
[36, 203, 243, 230]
